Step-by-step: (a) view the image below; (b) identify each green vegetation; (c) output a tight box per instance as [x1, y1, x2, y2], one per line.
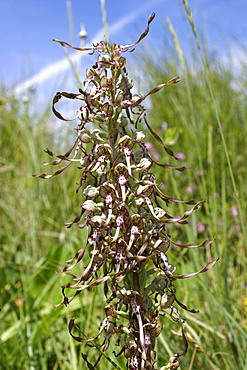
[143, 23, 247, 369]
[1, 12, 247, 370]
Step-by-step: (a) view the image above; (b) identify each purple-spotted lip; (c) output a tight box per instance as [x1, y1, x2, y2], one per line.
[119, 175, 127, 186]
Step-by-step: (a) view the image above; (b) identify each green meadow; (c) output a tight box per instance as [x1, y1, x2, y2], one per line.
[1, 7, 247, 370]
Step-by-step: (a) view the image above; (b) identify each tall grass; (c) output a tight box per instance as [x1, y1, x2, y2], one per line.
[143, 13, 247, 369]
[1, 7, 247, 370]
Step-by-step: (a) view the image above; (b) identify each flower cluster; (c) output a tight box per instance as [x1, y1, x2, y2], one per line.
[34, 13, 218, 370]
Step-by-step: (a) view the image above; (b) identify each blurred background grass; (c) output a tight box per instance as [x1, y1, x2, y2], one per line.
[1, 2, 247, 369]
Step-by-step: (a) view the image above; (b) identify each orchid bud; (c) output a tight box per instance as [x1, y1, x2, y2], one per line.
[78, 128, 92, 143]
[83, 185, 99, 198]
[153, 239, 170, 253]
[160, 292, 175, 309]
[135, 158, 152, 172]
[149, 323, 163, 338]
[81, 200, 102, 212]
[93, 143, 112, 158]
[118, 135, 134, 150]
[134, 131, 146, 142]
[99, 182, 115, 198]
[137, 183, 153, 197]
[114, 163, 129, 178]
[88, 214, 106, 228]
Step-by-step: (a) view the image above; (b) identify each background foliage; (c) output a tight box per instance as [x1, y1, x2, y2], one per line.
[1, 6, 247, 370]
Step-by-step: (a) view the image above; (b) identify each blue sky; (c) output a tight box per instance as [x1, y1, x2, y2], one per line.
[1, 0, 246, 104]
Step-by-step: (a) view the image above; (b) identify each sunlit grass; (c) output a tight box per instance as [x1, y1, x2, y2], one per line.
[1, 7, 247, 370]
[144, 17, 247, 368]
